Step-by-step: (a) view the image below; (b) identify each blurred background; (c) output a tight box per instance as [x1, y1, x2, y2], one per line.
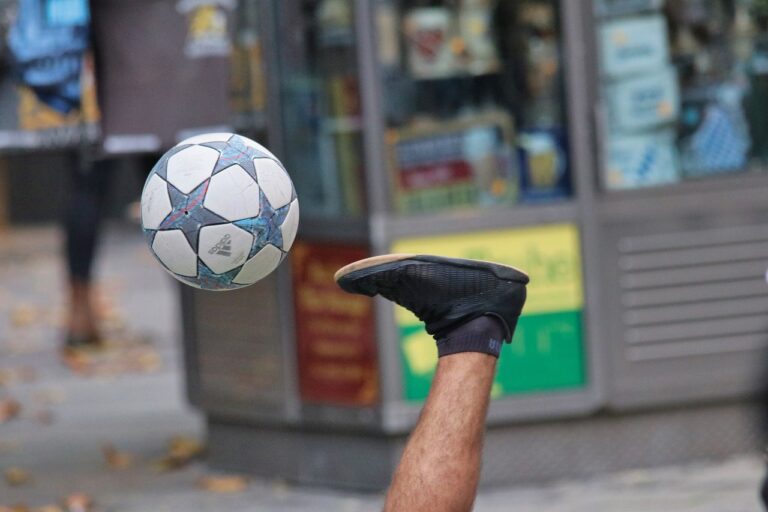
[1, 0, 768, 510]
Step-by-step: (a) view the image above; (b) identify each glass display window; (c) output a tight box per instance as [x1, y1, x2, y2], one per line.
[596, 0, 768, 190]
[231, 0, 268, 133]
[375, 0, 572, 215]
[276, 0, 367, 218]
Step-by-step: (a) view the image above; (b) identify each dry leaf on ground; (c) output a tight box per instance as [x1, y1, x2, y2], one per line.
[0, 505, 30, 512]
[199, 475, 248, 493]
[153, 435, 204, 472]
[4, 467, 31, 486]
[0, 367, 36, 387]
[102, 444, 133, 470]
[61, 338, 161, 378]
[10, 305, 39, 328]
[0, 398, 21, 423]
[60, 350, 94, 376]
[63, 494, 92, 512]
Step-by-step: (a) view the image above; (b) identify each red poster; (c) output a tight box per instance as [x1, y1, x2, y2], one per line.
[292, 242, 379, 406]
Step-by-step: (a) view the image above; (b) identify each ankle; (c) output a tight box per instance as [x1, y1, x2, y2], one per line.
[436, 315, 507, 358]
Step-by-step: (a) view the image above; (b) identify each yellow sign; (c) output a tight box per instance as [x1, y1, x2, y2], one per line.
[393, 224, 587, 399]
[392, 223, 583, 317]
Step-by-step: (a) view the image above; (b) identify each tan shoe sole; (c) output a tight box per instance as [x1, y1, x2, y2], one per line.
[334, 254, 528, 283]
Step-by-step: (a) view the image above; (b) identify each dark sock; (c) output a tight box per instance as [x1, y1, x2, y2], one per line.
[436, 315, 508, 358]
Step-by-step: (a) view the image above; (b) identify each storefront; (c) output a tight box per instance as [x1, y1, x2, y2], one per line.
[13, 0, 760, 488]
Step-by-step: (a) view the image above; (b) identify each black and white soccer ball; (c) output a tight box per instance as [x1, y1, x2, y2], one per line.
[140, 133, 299, 291]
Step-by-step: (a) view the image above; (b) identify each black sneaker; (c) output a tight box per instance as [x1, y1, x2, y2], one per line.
[335, 254, 528, 342]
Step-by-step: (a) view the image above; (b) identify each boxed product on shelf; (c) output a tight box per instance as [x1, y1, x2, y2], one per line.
[606, 67, 680, 131]
[404, 7, 458, 80]
[599, 15, 670, 78]
[387, 110, 518, 214]
[604, 129, 680, 189]
[458, 3, 500, 76]
[517, 128, 570, 202]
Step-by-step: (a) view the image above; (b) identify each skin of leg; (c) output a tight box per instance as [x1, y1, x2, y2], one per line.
[384, 352, 497, 512]
[68, 278, 98, 337]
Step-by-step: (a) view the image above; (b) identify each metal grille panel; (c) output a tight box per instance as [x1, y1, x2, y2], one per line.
[618, 224, 768, 363]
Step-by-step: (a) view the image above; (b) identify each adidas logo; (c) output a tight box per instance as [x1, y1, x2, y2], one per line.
[208, 234, 232, 257]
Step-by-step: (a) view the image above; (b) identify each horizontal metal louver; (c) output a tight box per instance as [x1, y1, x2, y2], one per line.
[618, 224, 768, 362]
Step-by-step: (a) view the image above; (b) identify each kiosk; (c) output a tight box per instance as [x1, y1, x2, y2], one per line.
[177, 0, 768, 489]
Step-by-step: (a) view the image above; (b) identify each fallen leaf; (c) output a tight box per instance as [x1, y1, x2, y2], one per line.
[132, 349, 161, 374]
[35, 506, 64, 512]
[199, 475, 248, 493]
[153, 436, 204, 472]
[60, 350, 94, 376]
[0, 505, 30, 512]
[0, 367, 36, 388]
[10, 305, 40, 328]
[4, 468, 31, 486]
[63, 494, 92, 512]
[0, 399, 21, 423]
[102, 444, 133, 470]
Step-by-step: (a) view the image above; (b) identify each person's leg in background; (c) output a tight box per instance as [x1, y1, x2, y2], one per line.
[64, 156, 114, 348]
[335, 255, 528, 512]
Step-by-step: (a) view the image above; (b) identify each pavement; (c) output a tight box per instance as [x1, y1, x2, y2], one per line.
[0, 224, 765, 512]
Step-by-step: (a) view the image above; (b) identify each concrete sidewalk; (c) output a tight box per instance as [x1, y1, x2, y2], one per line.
[0, 225, 764, 511]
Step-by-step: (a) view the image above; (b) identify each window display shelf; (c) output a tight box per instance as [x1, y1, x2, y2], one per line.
[597, 168, 768, 221]
[382, 200, 578, 241]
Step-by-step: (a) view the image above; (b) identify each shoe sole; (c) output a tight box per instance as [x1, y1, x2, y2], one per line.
[334, 254, 529, 284]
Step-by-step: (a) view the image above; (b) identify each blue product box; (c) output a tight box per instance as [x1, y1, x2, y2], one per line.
[607, 67, 680, 131]
[517, 129, 570, 202]
[599, 15, 669, 78]
[604, 130, 680, 190]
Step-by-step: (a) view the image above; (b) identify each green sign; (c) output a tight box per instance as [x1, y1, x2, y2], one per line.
[392, 224, 586, 401]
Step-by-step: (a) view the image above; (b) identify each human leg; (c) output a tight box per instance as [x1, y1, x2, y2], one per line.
[64, 157, 113, 347]
[386, 345, 498, 511]
[336, 255, 528, 512]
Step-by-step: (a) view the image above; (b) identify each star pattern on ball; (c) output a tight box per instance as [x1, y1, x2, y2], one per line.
[234, 190, 291, 259]
[202, 135, 272, 182]
[159, 180, 228, 251]
[179, 262, 242, 291]
[150, 144, 192, 181]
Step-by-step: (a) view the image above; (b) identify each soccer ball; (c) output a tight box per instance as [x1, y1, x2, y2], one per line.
[140, 133, 299, 291]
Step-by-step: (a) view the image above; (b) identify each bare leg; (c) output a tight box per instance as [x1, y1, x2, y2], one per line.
[68, 278, 99, 340]
[385, 353, 496, 512]
[334, 255, 527, 511]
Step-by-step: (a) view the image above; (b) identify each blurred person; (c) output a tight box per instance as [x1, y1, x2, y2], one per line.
[2, 0, 114, 349]
[64, 154, 152, 349]
[336, 254, 528, 512]
[64, 155, 112, 348]
[60, 0, 156, 350]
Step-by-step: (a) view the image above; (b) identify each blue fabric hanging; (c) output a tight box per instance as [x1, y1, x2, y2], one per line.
[7, 0, 90, 113]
